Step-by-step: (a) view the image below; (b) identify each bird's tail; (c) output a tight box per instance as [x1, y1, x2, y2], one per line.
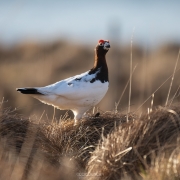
[16, 88, 44, 95]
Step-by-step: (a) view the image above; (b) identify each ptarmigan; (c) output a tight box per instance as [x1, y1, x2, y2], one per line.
[16, 39, 110, 124]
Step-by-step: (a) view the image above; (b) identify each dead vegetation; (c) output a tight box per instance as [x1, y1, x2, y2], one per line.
[87, 105, 180, 179]
[0, 103, 134, 179]
[1, 102, 180, 179]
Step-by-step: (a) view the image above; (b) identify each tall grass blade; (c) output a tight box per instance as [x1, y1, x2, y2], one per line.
[169, 85, 180, 106]
[115, 64, 137, 112]
[136, 68, 180, 112]
[165, 49, 180, 106]
[127, 28, 135, 120]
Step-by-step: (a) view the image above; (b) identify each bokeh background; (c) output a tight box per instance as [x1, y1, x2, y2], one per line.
[0, 0, 180, 119]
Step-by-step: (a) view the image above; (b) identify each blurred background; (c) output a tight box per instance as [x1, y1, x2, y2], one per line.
[0, 0, 180, 119]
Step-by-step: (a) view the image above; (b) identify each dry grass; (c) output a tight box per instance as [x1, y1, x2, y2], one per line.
[1, 102, 180, 179]
[86, 105, 180, 180]
[0, 103, 133, 179]
[142, 148, 180, 180]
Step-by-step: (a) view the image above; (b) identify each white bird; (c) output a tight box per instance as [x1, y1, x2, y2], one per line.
[16, 39, 110, 124]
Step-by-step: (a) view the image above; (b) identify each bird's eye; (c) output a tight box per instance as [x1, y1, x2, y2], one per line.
[99, 43, 103, 46]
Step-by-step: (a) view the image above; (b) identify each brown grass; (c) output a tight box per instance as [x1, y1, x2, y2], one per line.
[1, 102, 180, 179]
[86, 104, 180, 180]
[0, 103, 135, 179]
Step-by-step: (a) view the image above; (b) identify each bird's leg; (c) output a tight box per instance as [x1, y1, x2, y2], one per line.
[73, 111, 84, 126]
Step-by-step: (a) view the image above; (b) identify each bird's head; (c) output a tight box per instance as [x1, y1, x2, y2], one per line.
[95, 39, 110, 55]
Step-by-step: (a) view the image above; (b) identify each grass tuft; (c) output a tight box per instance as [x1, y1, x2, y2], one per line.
[86, 104, 180, 180]
[1, 103, 180, 179]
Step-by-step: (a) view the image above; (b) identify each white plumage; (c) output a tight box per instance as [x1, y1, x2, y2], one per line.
[17, 39, 110, 124]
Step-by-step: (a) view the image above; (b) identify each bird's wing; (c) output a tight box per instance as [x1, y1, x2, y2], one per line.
[38, 69, 102, 99]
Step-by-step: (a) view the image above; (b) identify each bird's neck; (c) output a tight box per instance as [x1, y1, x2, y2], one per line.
[89, 51, 109, 83]
[93, 53, 106, 69]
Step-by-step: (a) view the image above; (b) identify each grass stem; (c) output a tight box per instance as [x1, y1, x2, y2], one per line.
[165, 49, 180, 106]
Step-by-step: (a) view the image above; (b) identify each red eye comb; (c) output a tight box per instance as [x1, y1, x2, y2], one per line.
[98, 39, 105, 43]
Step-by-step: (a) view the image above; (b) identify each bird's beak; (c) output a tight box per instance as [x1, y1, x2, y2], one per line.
[105, 44, 110, 48]
[104, 42, 110, 50]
